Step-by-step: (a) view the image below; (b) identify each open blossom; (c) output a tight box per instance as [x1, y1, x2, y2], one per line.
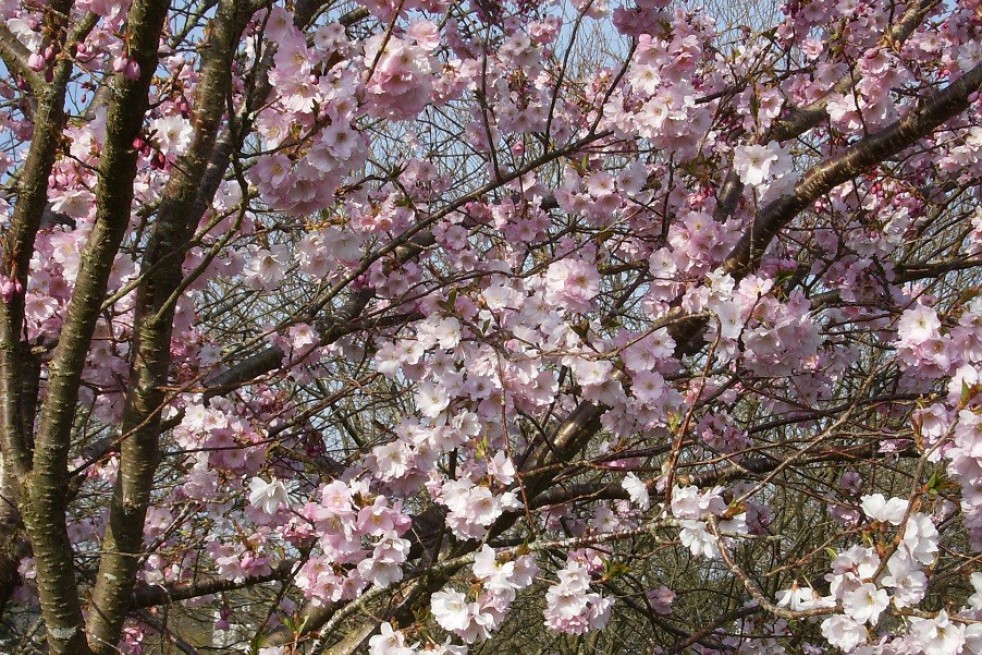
[678, 520, 719, 559]
[839, 471, 863, 495]
[671, 485, 726, 520]
[821, 615, 868, 652]
[247, 477, 290, 514]
[909, 611, 966, 655]
[543, 561, 612, 634]
[472, 546, 513, 591]
[631, 370, 665, 404]
[463, 486, 502, 526]
[646, 586, 675, 615]
[431, 589, 471, 632]
[842, 583, 889, 625]
[372, 441, 413, 480]
[898, 304, 942, 344]
[363, 34, 434, 120]
[733, 142, 786, 186]
[622, 473, 650, 510]
[243, 244, 291, 291]
[417, 316, 462, 350]
[368, 623, 414, 655]
[831, 545, 881, 582]
[416, 380, 451, 417]
[777, 583, 832, 611]
[357, 531, 410, 587]
[472, 545, 538, 596]
[544, 258, 600, 313]
[902, 514, 940, 565]
[969, 572, 982, 611]
[860, 494, 908, 525]
[151, 115, 193, 156]
[880, 551, 927, 608]
[49, 189, 94, 220]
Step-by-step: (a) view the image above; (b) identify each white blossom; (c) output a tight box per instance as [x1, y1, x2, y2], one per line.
[842, 583, 889, 625]
[247, 477, 290, 514]
[860, 494, 908, 525]
[821, 615, 867, 652]
[622, 473, 650, 510]
[431, 589, 471, 632]
[909, 611, 965, 655]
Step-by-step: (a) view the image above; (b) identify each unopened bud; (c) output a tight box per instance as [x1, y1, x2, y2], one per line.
[28, 52, 46, 72]
[124, 59, 141, 81]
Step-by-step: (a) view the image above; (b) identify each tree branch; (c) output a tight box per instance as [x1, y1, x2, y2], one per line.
[18, 2, 170, 653]
[84, 2, 253, 652]
[725, 60, 982, 278]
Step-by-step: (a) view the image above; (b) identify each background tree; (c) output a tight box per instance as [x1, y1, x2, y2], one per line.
[0, 0, 981, 654]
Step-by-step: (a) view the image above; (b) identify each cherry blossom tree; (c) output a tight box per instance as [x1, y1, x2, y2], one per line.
[0, 0, 981, 654]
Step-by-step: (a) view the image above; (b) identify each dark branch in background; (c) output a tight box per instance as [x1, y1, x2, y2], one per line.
[129, 560, 298, 609]
[203, 233, 435, 395]
[673, 60, 982, 355]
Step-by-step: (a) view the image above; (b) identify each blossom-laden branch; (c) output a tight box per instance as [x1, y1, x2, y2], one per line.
[725, 60, 982, 279]
[0, 1, 981, 654]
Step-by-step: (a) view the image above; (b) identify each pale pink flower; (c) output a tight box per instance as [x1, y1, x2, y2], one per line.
[646, 586, 675, 615]
[621, 473, 650, 510]
[909, 611, 965, 655]
[821, 615, 867, 652]
[860, 494, 907, 525]
[842, 583, 889, 625]
[901, 514, 939, 565]
[368, 623, 414, 655]
[898, 305, 942, 345]
[151, 115, 193, 156]
[733, 143, 780, 186]
[880, 551, 927, 608]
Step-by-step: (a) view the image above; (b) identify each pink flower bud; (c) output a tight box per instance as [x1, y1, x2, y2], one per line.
[28, 53, 46, 72]
[0, 275, 23, 303]
[112, 55, 128, 73]
[124, 59, 141, 81]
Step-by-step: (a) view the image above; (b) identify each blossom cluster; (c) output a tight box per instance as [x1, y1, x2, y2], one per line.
[430, 545, 538, 643]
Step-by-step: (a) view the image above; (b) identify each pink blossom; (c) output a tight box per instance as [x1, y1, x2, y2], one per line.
[842, 583, 889, 625]
[646, 586, 675, 615]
